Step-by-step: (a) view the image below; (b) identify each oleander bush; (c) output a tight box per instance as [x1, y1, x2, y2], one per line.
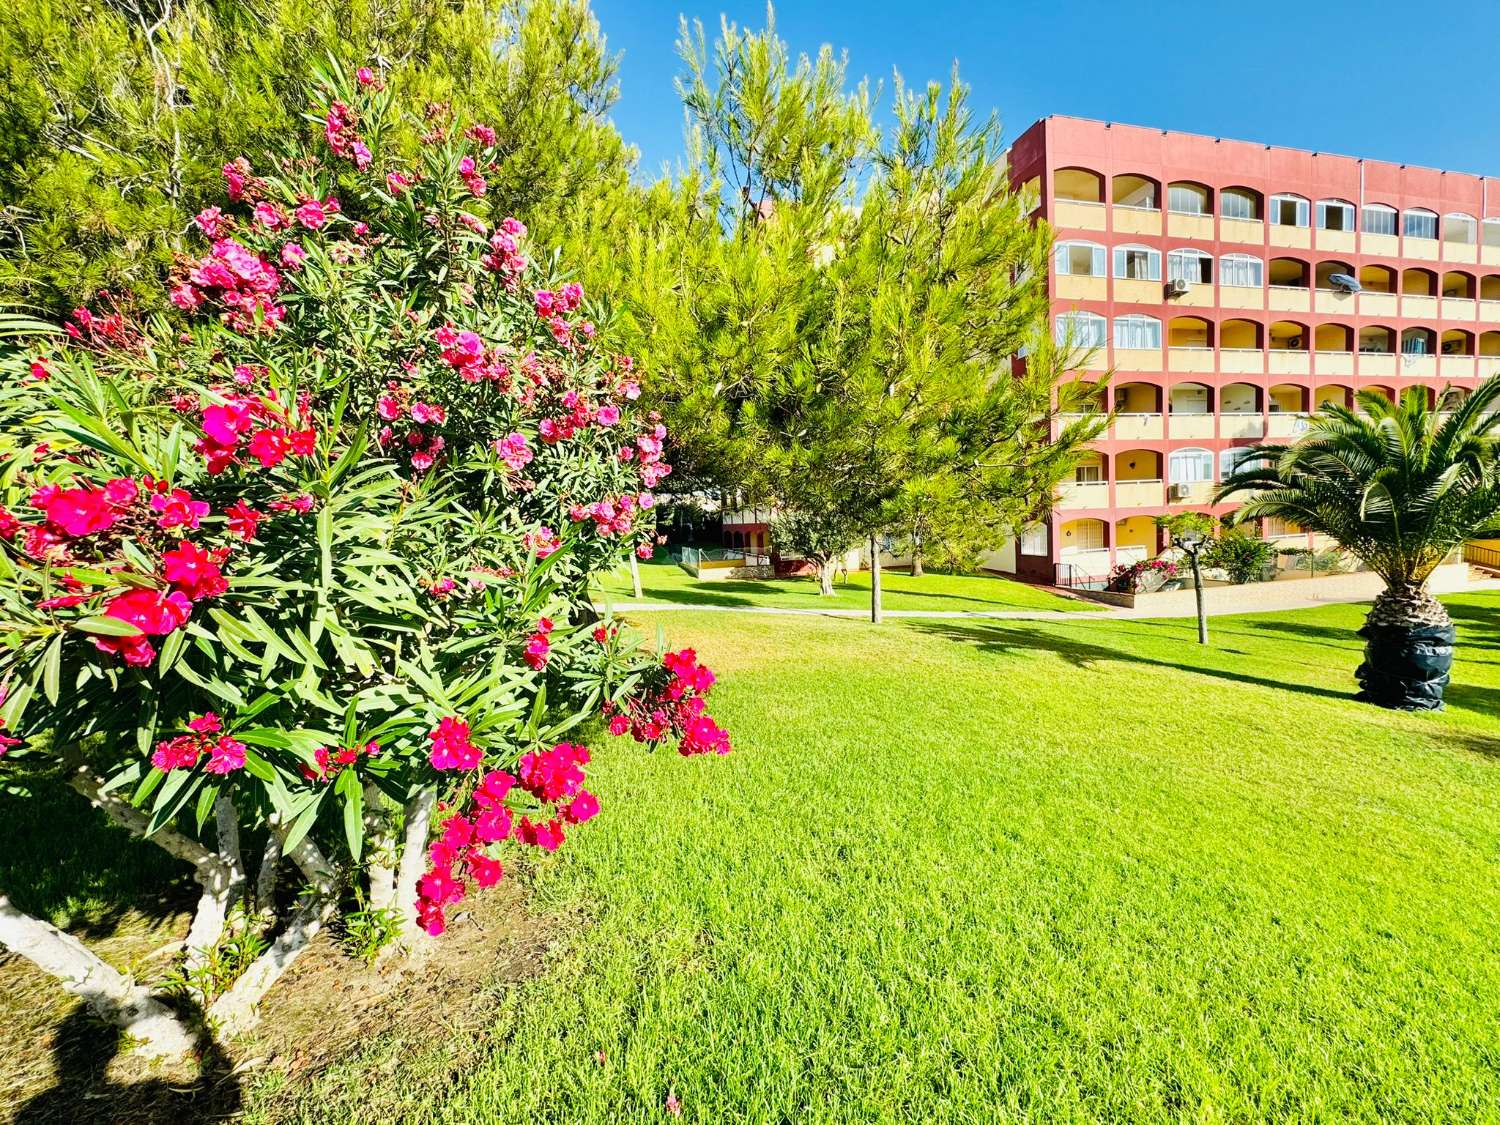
[0, 60, 726, 1055]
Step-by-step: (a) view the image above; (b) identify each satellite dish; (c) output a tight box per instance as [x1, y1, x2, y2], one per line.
[1327, 272, 1361, 293]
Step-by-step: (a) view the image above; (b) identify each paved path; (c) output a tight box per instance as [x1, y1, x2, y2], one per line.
[596, 578, 1500, 622]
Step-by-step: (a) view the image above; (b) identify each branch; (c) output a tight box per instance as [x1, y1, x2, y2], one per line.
[69, 766, 227, 877]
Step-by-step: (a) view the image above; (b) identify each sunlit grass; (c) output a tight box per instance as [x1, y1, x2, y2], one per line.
[263, 593, 1500, 1122]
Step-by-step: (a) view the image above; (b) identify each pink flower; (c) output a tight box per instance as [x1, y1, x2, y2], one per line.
[194, 207, 225, 238]
[607, 714, 630, 736]
[524, 633, 550, 670]
[410, 401, 446, 424]
[161, 540, 228, 601]
[563, 790, 600, 824]
[428, 716, 481, 771]
[225, 500, 263, 541]
[386, 171, 410, 195]
[357, 66, 377, 86]
[474, 805, 513, 843]
[492, 432, 532, 472]
[150, 488, 210, 530]
[350, 140, 372, 170]
[253, 201, 288, 231]
[596, 405, 620, 427]
[516, 816, 565, 851]
[467, 851, 504, 887]
[152, 735, 201, 771]
[105, 587, 193, 635]
[295, 199, 328, 230]
[222, 158, 251, 200]
[280, 242, 307, 270]
[187, 712, 222, 734]
[104, 478, 139, 507]
[42, 487, 117, 537]
[417, 865, 465, 906]
[247, 428, 290, 467]
[204, 736, 247, 774]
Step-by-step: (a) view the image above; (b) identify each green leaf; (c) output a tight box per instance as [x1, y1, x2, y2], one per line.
[337, 767, 364, 861]
[73, 616, 142, 637]
[40, 634, 61, 705]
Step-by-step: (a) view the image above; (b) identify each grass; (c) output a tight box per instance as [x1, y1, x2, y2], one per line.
[252, 592, 1500, 1123]
[594, 557, 1097, 613]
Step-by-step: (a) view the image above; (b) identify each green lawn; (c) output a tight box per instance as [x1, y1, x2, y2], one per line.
[261, 592, 1500, 1123]
[594, 557, 1097, 613]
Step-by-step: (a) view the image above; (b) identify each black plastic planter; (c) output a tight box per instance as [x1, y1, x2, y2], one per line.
[1355, 623, 1456, 711]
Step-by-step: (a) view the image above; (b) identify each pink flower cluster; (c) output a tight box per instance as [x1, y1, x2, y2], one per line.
[481, 216, 530, 278]
[522, 525, 560, 560]
[434, 324, 511, 385]
[429, 716, 482, 771]
[523, 616, 553, 670]
[195, 392, 317, 475]
[324, 100, 372, 170]
[152, 713, 246, 774]
[301, 740, 382, 783]
[492, 432, 532, 473]
[172, 238, 286, 331]
[568, 492, 654, 540]
[605, 648, 731, 757]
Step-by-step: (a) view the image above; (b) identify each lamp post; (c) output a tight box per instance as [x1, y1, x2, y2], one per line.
[1176, 527, 1208, 644]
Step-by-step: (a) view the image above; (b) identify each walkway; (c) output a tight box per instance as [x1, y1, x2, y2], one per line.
[597, 577, 1500, 622]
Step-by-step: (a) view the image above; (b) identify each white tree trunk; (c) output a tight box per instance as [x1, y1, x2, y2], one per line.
[363, 781, 396, 913]
[0, 893, 197, 1059]
[393, 788, 436, 948]
[206, 832, 338, 1036]
[818, 558, 836, 597]
[869, 534, 884, 624]
[629, 551, 643, 599]
[252, 830, 282, 920]
[184, 794, 247, 969]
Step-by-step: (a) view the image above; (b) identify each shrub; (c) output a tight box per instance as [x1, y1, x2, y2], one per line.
[1203, 530, 1278, 584]
[1106, 558, 1179, 594]
[0, 60, 725, 1052]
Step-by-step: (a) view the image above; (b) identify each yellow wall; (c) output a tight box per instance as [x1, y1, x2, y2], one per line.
[1116, 516, 1157, 556]
[1114, 450, 1160, 481]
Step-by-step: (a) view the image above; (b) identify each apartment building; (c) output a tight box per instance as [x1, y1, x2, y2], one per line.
[997, 115, 1500, 586]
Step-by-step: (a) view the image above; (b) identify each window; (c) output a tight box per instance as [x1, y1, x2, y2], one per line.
[1219, 254, 1263, 288]
[1113, 245, 1161, 281]
[1075, 461, 1103, 484]
[1167, 184, 1209, 215]
[1403, 209, 1438, 240]
[1270, 194, 1310, 227]
[1316, 200, 1355, 232]
[1167, 249, 1212, 284]
[1019, 526, 1048, 555]
[1055, 241, 1106, 276]
[1361, 204, 1397, 236]
[1220, 447, 1260, 478]
[1067, 521, 1105, 551]
[1402, 333, 1430, 355]
[1444, 213, 1477, 244]
[1113, 315, 1161, 350]
[1168, 448, 1214, 484]
[1221, 188, 1260, 220]
[1484, 219, 1500, 249]
[1054, 311, 1107, 348]
[1265, 517, 1302, 538]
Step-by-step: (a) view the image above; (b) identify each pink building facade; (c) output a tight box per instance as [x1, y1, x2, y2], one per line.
[1003, 116, 1500, 585]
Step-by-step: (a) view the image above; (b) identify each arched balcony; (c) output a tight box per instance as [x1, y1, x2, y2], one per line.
[1444, 213, 1479, 262]
[1167, 315, 1212, 372]
[1268, 320, 1310, 376]
[1166, 446, 1215, 505]
[1268, 383, 1310, 437]
[1361, 203, 1400, 252]
[1358, 264, 1399, 317]
[1438, 386, 1470, 414]
[1167, 181, 1213, 239]
[1220, 382, 1264, 438]
[1315, 199, 1357, 252]
[1112, 173, 1161, 236]
[1313, 383, 1353, 411]
[1058, 518, 1111, 577]
[1402, 267, 1439, 319]
[1442, 271, 1478, 319]
[1269, 193, 1312, 248]
[1314, 323, 1354, 376]
[1053, 167, 1105, 231]
[1401, 327, 1438, 376]
[1403, 207, 1440, 253]
[1112, 314, 1162, 370]
[1113, 450, 1164, 508]
[1314, 259, 1357, 312]
[1481, 276, 1500, 324]
[1110, 382, 1163, 440]
[1059, 451, 1110, 511]
[1169, 381, 1214, 439]
[1441, 328, 1477, 378]
[1114, 516, 1159, 564]
[1269, 257, 1311, 312]
[1219, 318, 1263, 374]
[1359, 325, 1397, 377]
[1481, 330, 1500, 376]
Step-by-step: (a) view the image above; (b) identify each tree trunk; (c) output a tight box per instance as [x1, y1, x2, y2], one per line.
[393, 788, 437, 948]
[363, 781, 397, 914]
[252, 831, 282, 920]
[869, 534, 883, 624]
[1357, 580, 1456, 711]
[0, 893, 198, 1059]
[629, 551, 643, 599]
[818, 558, 836, 597]
[910, 549, 923, 578]
[1189, 550, 1208, 645]
[184, 795, 247, 969]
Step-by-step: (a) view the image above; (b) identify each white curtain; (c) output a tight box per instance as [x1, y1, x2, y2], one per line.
[1113, 316, 1161, 350]
[1219, 255, 1263, 288]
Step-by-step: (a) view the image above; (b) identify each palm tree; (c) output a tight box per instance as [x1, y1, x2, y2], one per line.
[1216, 379, 1500, 709]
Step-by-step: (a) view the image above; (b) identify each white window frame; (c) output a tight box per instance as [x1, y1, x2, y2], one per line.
[1316, 199, 1355, 232]
[1220, 188, 1260, 220]
[1443, 213, 1477, 245]
[1066, 520, 1106, 551]
[1483, 218, 1500, 249]
[1219, 446, 1260, 478]
[1167, 184, 1209, 215]
[1054, 240, 1106, 277]
[1054, 311, 1107, 348]
[1074, 460, 1104, 484]
[1019, 525, 1048, 555]
[1403, 209, 1438, 240]
[1112, 314, 1162, 351]
[1219, 254, 1264, 289]
[1167, 248, 1213, 284]
[1113, 245, 1161, 282]
[1270, 194, 1310, 228]
[1361, 204, 1397, 236]
[1167, 448, 1214, 485]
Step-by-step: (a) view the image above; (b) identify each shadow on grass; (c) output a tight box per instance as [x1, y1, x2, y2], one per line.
[15, 1006, 240, 1124]
[907, 620, 1356, 703]
[0, 776, 192, 941]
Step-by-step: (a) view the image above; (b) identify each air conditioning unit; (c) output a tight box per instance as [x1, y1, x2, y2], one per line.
[1165, 278, 1190, 297]
[1168, 483, 1192, 501]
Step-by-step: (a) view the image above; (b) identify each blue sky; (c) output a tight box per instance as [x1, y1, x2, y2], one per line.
[591, 0, 1500, 182]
